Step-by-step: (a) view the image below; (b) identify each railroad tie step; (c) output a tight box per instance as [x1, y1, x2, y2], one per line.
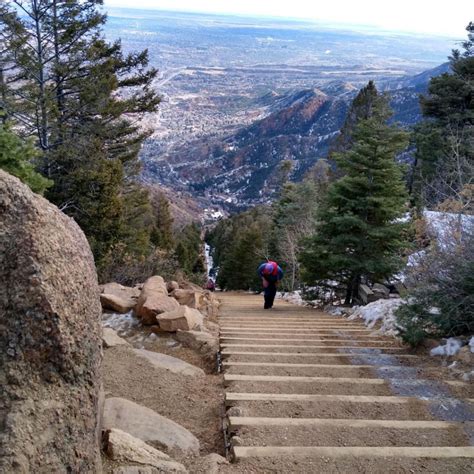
[224, 392, 474, 405]
[227, 416, 465, 429]
[223, 374, 467, 386]
[232, 446, 474, 460]
[220, 350, 419, 359]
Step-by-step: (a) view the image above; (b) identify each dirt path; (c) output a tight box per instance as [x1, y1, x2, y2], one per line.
[217, 293, 474, 473]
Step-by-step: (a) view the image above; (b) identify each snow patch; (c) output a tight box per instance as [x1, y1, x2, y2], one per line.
[102, 311, 139, 336]
[277, 291, 304, 306]
[349, 299, 404, 336]
[469, 336, 474, 353]
[430, 338, 463, 357]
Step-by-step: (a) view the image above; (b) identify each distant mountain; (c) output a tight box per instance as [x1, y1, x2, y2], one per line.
[142, 63, 448, 210]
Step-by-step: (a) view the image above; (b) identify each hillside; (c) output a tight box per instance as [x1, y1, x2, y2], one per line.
[142, 63, 450, 210]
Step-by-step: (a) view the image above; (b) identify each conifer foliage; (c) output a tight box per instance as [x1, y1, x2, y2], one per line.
[411, 22, 473, 211]
[300, 87, 409, 304]
[0, 0, 164, 278]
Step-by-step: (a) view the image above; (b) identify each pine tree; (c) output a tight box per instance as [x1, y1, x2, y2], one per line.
[0, 122, 52, 193]
[300, 89, 409, 304]
[1, 1, 160, 271]
[150, 190, 174, 250]
[412, 23, 474, 211]
[331, 80, 380, 154]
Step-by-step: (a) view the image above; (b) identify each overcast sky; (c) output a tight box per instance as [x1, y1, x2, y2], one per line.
[105, 0, 471, 37]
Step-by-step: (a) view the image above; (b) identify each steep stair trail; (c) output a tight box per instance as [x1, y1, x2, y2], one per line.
[218, 293, 474, 473]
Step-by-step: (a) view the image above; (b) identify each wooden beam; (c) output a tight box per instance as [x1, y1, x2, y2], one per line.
[228, 416, 463, 429]
[225, 393, 474, 404]
[220, 343, 405, 350]
[224, 374, 385, 384]
[220, 350, 418, 359]
[233, 446, 474, 459]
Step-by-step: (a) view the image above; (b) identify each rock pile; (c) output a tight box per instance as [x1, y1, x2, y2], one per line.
[100, 275, 219, 348]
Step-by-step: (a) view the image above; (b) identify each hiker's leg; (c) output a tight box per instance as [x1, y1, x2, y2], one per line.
[267, 284, 277, 308]
[263, 288, 271, 309]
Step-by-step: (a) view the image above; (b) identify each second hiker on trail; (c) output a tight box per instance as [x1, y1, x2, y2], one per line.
[257, 260, 284, 310]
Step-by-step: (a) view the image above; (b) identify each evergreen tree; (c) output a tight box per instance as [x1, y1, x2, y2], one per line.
[150, 190, 174, 250]
[412, 23, 474, 211]
[1, 1, 160, 271]
[207, 207, 273, 290]
[331, 80, 380, 154]
[271, 179, 320, 290]
[0, 122, 52, 193]
[300, 89, 409, 304]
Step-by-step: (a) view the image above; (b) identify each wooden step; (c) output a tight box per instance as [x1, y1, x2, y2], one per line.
[232, 446, 474, 460]
[224, 361, 381, 369]
[219, 324, 358, 328]
[220, 337, 390, 344]
[224, 374, 466, 387]
[221, 350, 418, 359]
[221, 337, 387, 344]
[225, 393, 474, 405]
[228, 416, 463, 429]
[221, 343, 405, 350]
[224, 374, 386, 385]
[220, 328, 373, 332]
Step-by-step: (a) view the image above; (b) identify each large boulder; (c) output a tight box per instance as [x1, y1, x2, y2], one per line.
[171, 289, 204, 309]
[135, 277, 179, 325]
[100, 283, 139, 313]
[157, 306, 204, 332]
[101, 282, 141, 299]
[0, 171, 102, 472]
[104, 429, 187, 472]
[100, 293, 136, 313]
[138, 294, 180, 325]
[133, 349, 205, 377]
[103, 398, 200, 454]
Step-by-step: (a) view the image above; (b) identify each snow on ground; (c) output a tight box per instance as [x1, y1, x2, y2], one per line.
[424, 210, 474, 248]
[102, 311, 140, 337]
[348, 298, 404, 336]
[430, 338, 463, 357]
[277, 291, 305, 306]
[470, 336, 474, 353]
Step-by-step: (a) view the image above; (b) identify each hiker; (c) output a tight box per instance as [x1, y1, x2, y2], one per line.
[257, 260, 283, 309]
[206, 278, 216, 292]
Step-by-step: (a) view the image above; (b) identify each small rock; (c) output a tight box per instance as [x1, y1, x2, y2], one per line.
[105, 428, 186, 473]
[226, 407, 243, 417]
[113, 465, 186, 474]
[372, 283, 390, 299]
[103, 328, 131, 348]
[231, 436, 243, 446]
[167, 281, 180, 292]
[133, 349, 205, 377]
[195, 453, 228, 474]
[456, 346, 473, 365]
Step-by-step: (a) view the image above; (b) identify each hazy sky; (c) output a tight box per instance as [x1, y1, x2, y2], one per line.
[105, 0, 471, 37]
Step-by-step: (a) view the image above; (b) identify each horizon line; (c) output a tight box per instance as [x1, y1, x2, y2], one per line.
[105, 4, 463, 40]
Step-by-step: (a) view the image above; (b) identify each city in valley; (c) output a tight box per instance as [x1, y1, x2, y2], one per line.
[106, 8, 455, 215]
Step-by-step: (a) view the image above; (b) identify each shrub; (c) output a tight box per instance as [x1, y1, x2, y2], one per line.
[396, 227, 474, 346]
